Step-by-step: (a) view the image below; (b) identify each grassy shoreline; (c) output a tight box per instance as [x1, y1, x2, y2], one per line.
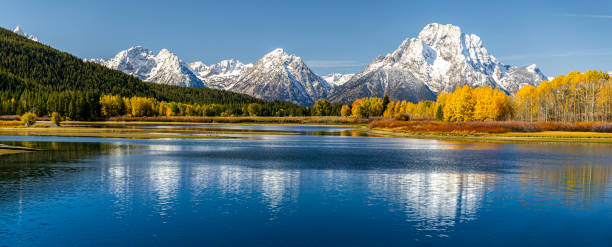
[106, 116, 368, 126]
[0, 125, 302, 139]
[369, 128, 612, 143]
[3, 117, 612, 143]
[0, 149, 29, 155]
[0, 117, 366, 140]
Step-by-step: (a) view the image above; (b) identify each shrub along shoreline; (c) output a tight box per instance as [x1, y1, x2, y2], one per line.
[368, 120, 612, 143]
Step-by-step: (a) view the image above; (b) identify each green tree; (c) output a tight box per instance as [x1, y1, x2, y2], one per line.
[382, 95, 390, 111]
[100, 95, 125, 117]
[312, 99, 332, 116]
[435, 104, 444, 121]
[51, 112, 62, 126]
[247, 103, 263, 116]
[21, 112, 37, 127]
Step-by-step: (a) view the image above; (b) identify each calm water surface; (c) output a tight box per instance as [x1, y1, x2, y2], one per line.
[0, 125, 611, 246]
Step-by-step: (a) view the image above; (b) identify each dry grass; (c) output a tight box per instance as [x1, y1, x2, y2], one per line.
[370, 120, 612, 134]
[0, 149, 29, 155]
[0, 125, 301, 139]
[0, 115, 20, 121]
[0, 120, 23, 127]
[498, 131, 612, 138]
[108, 116, 369, 125]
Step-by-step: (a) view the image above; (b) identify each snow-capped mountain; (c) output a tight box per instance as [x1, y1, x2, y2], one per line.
[189, 59, 253, 89]
[229, 48, 332, 105]
[13, 26, 38, 42]
[322, 73, 354, 87]
[90, 46, 205, 88]
[89, 23, 546, 105]
[498, 64, 548, 92]
[329, 23, 547, 103]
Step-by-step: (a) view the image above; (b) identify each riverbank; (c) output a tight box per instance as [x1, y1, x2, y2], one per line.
[0, 144, 40, 155]
[107, 116, 369, 126]
[0, 124, 301, 139]
[4, 117, 612, 143]
[369, 128, 612, 143]
[0, 116, 367, 140]
[0, 149, 27, 155]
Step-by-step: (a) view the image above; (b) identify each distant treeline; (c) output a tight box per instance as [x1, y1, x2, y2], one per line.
[97, 95, 339, 118]
[0, 89, 317, 119]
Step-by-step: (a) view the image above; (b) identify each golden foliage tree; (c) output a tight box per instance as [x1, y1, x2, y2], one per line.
[340, 105, 351, 117]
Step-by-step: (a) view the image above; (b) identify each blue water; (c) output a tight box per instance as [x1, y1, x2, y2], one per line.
[0, 126, 611, 246]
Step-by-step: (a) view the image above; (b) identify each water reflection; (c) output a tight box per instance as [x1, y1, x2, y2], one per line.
[148, 161, 180, 216]
[367, 172, 494, 231]
[261, 169, 300, 215]
[0, 134, 611, 246]
[519, 162, 612, 208]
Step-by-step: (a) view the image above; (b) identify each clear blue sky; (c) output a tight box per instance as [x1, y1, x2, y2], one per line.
[1, 0, 611, 76]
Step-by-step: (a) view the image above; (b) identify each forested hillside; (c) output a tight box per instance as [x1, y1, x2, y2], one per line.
[0, 27, 307, 119]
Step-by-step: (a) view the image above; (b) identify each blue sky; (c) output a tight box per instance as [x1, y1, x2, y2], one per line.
[1, 0, 611, 76]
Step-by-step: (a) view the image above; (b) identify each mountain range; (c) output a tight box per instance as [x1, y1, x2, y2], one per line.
[90, 23, 548, 105]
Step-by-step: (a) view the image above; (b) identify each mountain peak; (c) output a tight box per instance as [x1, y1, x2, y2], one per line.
[418, 23, 462, 39]
[270, 48, 285, 54]
[417, 23, 484, 50]
[13, 26, 23, 35]
[127, 45, 148, 51]
[263, 48, 291, 59]
[13, 26, 38, 42]
[157, 48, 176, 58]
[231, 49, 331, 105]
[329, 23, 547, 103]
[91, 46, 204, 88]
[123, 46, 153, 56]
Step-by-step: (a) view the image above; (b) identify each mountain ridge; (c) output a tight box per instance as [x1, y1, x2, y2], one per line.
[90, 23, 548, 105]
[90, 46, 206, 88]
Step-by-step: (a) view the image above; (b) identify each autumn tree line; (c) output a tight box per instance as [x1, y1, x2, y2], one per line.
[337, 70, 612, 123]
[98, 95, 342, 118]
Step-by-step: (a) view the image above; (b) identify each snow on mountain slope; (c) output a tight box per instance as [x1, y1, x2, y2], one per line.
[89, 23, 546, 105]
[229, 48, 332, 105]
[329, 23, 547, 104]
[90, 46, 205, 88]
[189, 59, 253, 89]
[13, 26, 38, 42]
[498, 64, 548, 92]
[322, 73, 354, 87]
